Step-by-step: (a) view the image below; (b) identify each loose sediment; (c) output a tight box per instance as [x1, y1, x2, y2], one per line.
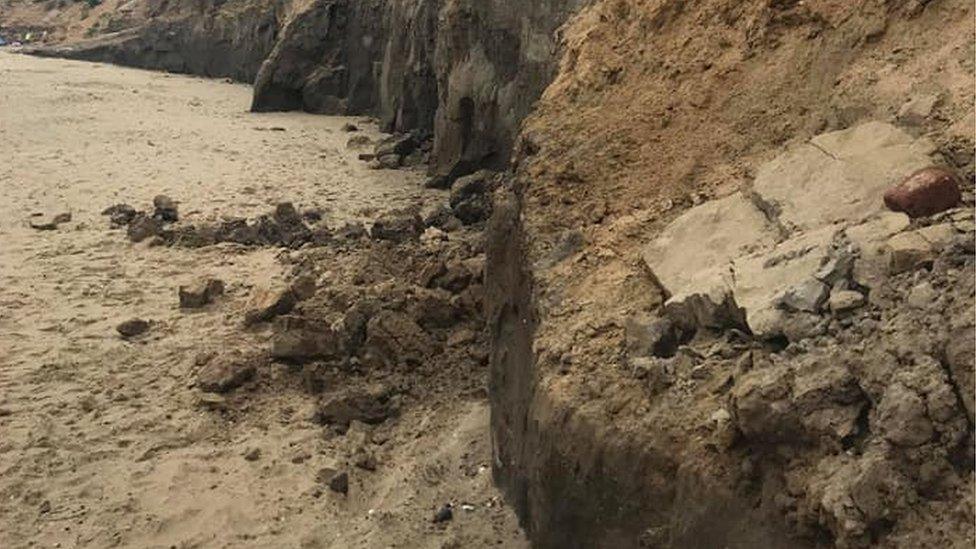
[0, 52, 527, 548]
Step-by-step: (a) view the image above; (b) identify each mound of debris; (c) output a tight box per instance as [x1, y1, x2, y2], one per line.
[103, 200, 332, 248]
[489, 119, 974, 548]
[642, 122, 962, 343]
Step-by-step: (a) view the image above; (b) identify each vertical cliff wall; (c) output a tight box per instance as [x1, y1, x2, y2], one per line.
[24, 0, 286, 82]
[250, 0, 586, 178]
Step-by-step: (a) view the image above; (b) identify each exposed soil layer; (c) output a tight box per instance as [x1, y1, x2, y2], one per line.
[488, 0, 975, 546]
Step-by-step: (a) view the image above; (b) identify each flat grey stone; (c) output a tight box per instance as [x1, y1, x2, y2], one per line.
[753, 122, 935, 233]
[641, 192, 779, 298]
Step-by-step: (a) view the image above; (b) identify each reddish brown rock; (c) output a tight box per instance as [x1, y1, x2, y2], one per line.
[883, 167, 962, 218]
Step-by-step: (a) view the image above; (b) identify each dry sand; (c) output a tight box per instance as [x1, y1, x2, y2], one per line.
[0, 51, 526, 548]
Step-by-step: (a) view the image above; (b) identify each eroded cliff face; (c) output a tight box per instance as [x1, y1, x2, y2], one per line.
[24, 0, 286, 82]
[21, 0, 585, 179]
[250, 0, 586, 177]
[487, 0, 975, 547]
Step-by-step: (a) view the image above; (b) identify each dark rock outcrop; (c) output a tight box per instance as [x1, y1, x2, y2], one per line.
[250, 0, 586, 178]
[26, 1, 284, 82]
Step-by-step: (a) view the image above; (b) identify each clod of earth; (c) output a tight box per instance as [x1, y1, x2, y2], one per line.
[370, 211, 423, 242]
[102, 203, 137, 227]
[152, 194, 179, 222]
[244, 285, 298, 325]
[29, 212, 71, 231]
[116, 318, 150, 338]
[127, 213, 163, 243]
[271, 316, 343, 362]
[313, 385, 395, 432]
[432, 504, 453, 524]
[317, 468, 349, 494]
[196, 352, 260, 393]
[179, 277, 225, 309]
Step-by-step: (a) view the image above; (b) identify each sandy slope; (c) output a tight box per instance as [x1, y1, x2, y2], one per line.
[0, 52, 525, 548]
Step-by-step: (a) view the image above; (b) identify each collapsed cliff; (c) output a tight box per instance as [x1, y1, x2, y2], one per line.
[13, 0, 286, 82]
[488, 0, 975, 547]
[8, 0, 975, 546]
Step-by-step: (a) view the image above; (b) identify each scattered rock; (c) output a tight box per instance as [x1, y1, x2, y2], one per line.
[197, 352, 259, 393]
[370, 211, 422, 242]
[302, 208, 324, 223]
[778, 279, 829, 313]
[127, 213, 163, 243]
[375, 133, 417, 158]
[814, 253, 855, 286]
[449, 170, 498, 225]
[274, 202, 302, 226]
[884, 167, 961, 218]
[420, 227, 448, 246]
[102, 204, 137, 227]
[354, 448, 378, 471]
[243, 448, 261, 461]
[432, 503, 454, 523]
[271, 316, 343, 362]
[179, 278, 225, 309]
[116, 318, 150, 338]
[424, 175, 452, 189]
[828, 290, 866, 313]
[317, 468, 349, 494]
[375, 153, 402, 169]
[340, 122, 359, 132]
[197, 393, 227, 410]
[905, 281, 937, 309]
[244, 285, 297, 325]
[625, 315, 681, 358]
[314, 385, 395, 431]
[420, 203, 455, 228]
[347, 134, 372, 149]
[29, 211, 71, 231]
[336, 221, 367, 240]
[152, 195, 178, 222]
[885, 231, 935, 274]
